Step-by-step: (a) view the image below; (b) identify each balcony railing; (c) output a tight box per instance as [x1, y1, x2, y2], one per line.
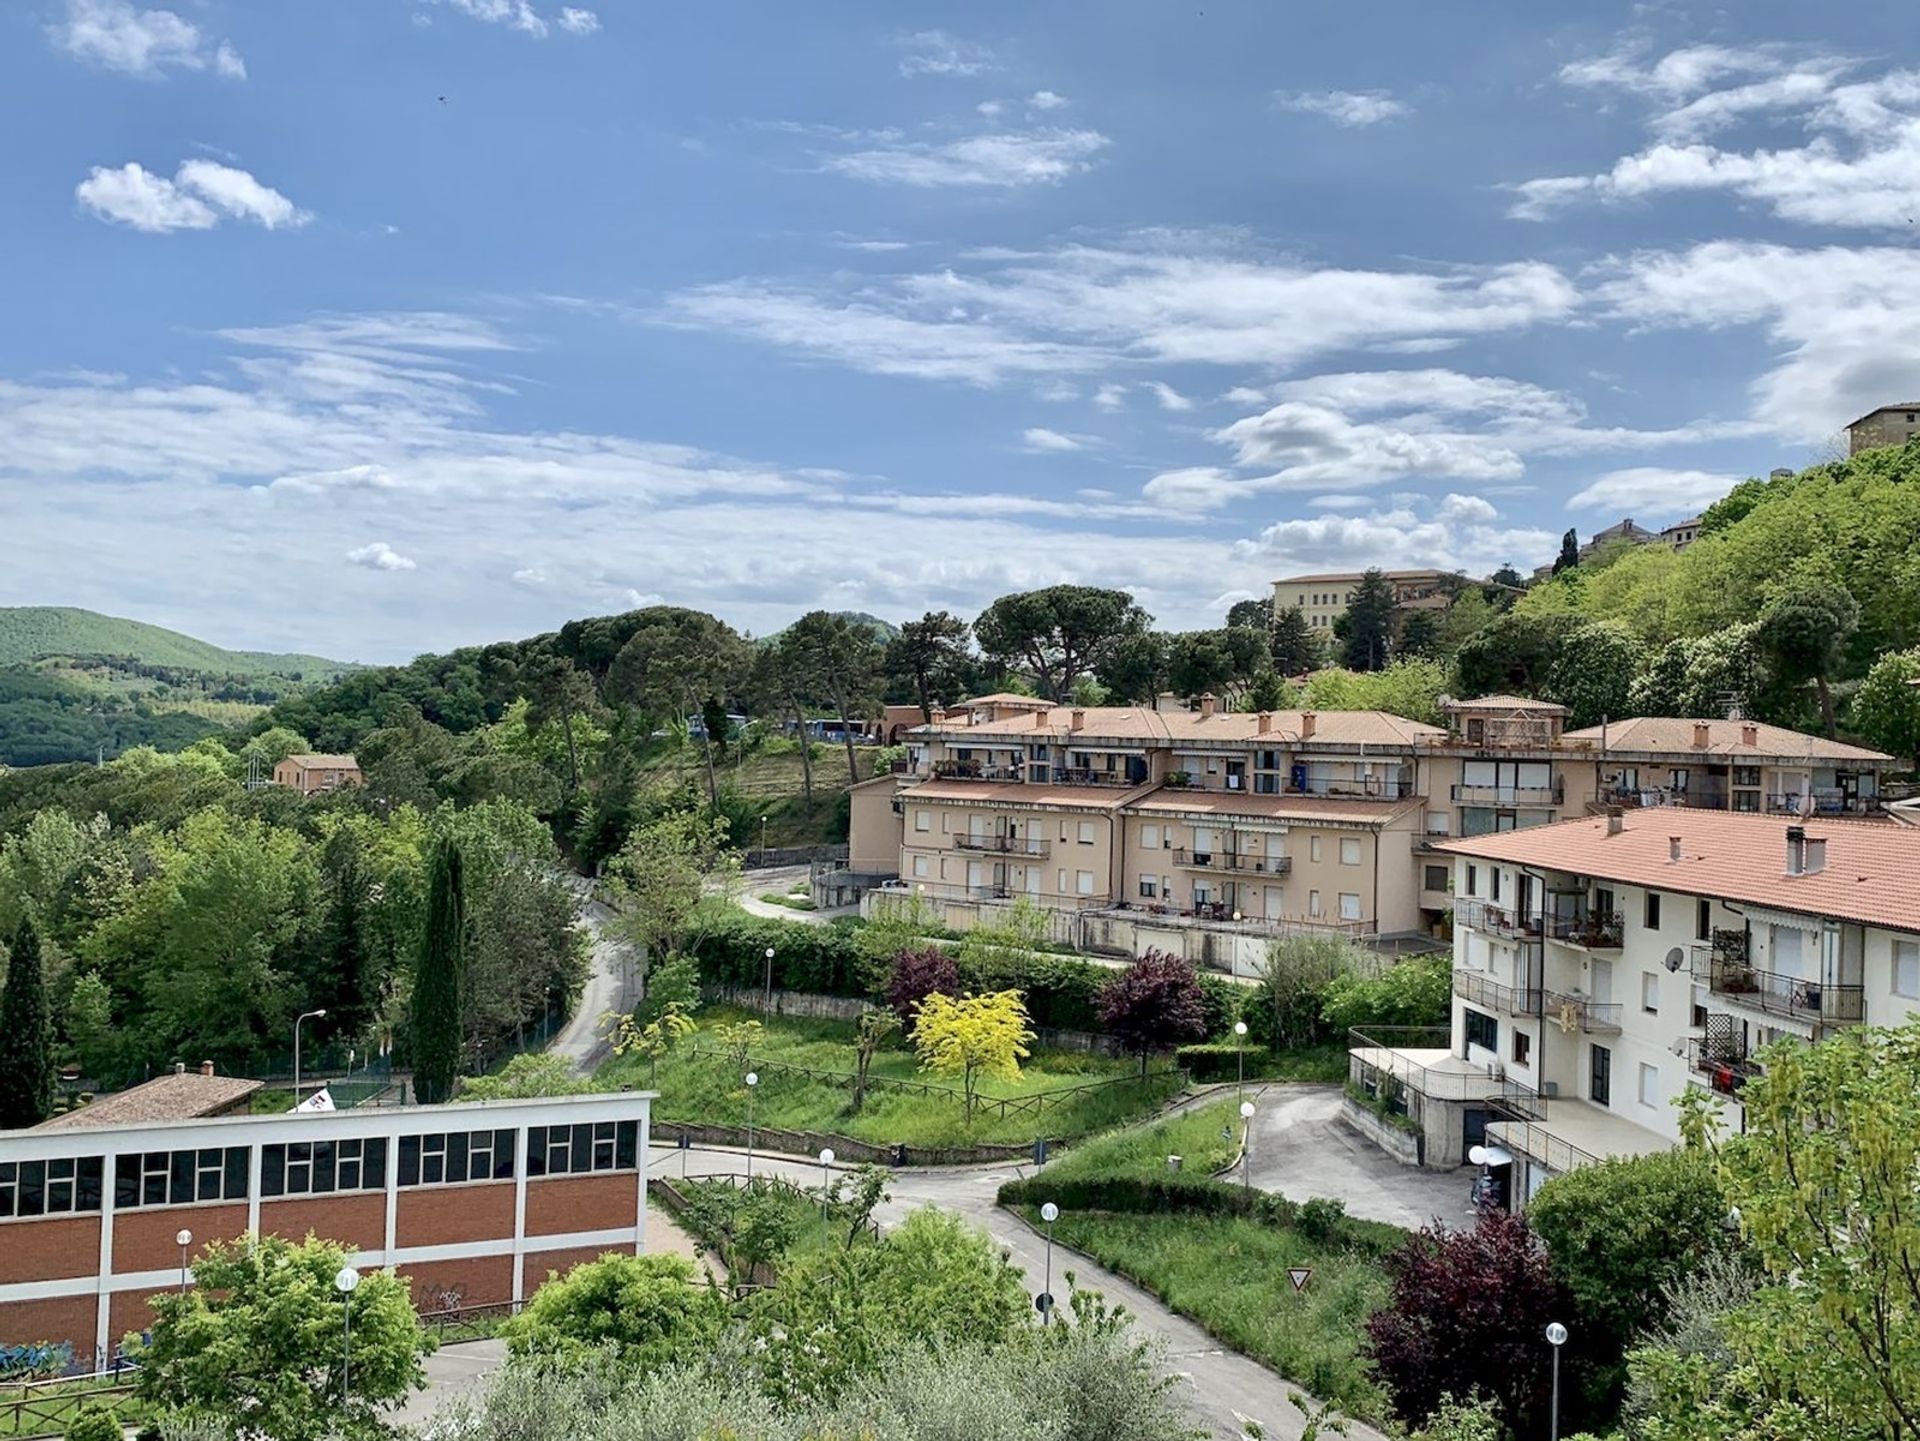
[954, 833, 1050, 856]
[1687, 1037, 1764, 1096]
[1287, 777, 1415, 800]
[1453, 969, 1543, 1017]
[1347, 1026, 1509, 1103]
[1487, 1117, 1600, 1177]
[1170, 849, 1293, 875]
[1451, 782, 1565, 806]
[1056, 767, 1143, 788]
[1692, 954, 1864, 1024]
[1543, 910, 1625, 950]
[1545, 992, 1622, 1034]
[1456, 899, 1545, 941]
[1486, 1079, 1549, 1123]
[930, 762, 1024, 782]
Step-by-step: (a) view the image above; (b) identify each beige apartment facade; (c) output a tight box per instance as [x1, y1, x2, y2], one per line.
[1847, 403, 1920, 455]
[1349, 811, 1920, 1206]
[1271, 570, 1454, 636]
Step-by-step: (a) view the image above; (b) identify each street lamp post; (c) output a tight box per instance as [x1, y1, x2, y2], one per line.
[336, 1266, 360, 1407]
[760, 814, 769, 859]
[293, 1007, 328, 1104]
[1039, 1202, 1059, 1326]
[764, 946, 775, 1011]
[818, 1147, 835, 1249]
[1239, 1100, 1256, 1197]
[1233, 1020, 1248, 1101]
[744, 1072, 759, 1180]
[174, 1229, 193, 1294]
[1546, 1321, 1568, 1441]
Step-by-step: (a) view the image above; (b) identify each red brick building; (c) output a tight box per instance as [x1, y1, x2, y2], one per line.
[0, 1091, 653, 1370]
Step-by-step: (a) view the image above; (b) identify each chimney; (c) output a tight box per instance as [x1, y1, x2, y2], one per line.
[1256, 711, 1273, 735]
[1069, 708, 1086, 732]
[1606, 806, 1624, 836]
[1785, 824, 1806, 875]
[1691, 722, 1712, 749]
[1199, 693, 1217, 718]
[1803, 835, 1827, 875]
[1669, 835, 1683, 863]
[1301, 711, 1318, 739]
[173, 1061, 186, 1076]
[1033, 708, 1051, 730]
[200, 1060, 215, 1077]
[1740, 723, 1758, 747]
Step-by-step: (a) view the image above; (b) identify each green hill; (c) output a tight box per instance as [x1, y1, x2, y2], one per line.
[0, 607, 357, 679]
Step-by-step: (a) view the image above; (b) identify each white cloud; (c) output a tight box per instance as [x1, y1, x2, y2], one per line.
[819, 128, 1110, 188]
[1093, 384, 1128, 412]
[51, 0, 244, 79]
[896, 30, 996, 78]
[423, 0, 553, 37]
[1020, 426, 1085, 453]
[1028, 90, 1068, 110]
[977, 100, 1004, 118]
[656, 238, 1578, 384]
[1596, 239, 1920, 439]
[1557, 42, 1791, 100]
[1276, 89, 1409, 127]
[76, 160, 308, 233]
[347, 541, 417, 572]
[1516, 48, 1920, 230]
[1567, 468, 1737, 517]
[557, 7, 598, 34]
[1233, 494, 1554, 580]
[1146, 380, 1193, 412]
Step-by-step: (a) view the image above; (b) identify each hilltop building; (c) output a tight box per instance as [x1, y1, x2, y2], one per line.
[1847, 404, 1920, 455]
[272, 753, 363, 795]
[1270, 570, 1455, 635]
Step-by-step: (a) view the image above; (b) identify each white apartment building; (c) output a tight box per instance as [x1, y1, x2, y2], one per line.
[1348, 810, 1920, 1206]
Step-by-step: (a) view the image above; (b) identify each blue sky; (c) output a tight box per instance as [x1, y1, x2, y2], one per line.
[4, 0, 1920, 662]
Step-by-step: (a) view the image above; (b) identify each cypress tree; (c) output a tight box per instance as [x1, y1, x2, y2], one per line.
[0, 916, 55, 1128]
[409, 838, 465, 1105]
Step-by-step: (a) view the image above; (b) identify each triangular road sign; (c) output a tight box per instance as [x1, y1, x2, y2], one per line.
[1287, 1266, 1312, 1293]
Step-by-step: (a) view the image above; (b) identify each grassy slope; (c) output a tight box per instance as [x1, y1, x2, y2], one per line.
[0, 606, 356, 678]
[599, 1005, 1182, 1148]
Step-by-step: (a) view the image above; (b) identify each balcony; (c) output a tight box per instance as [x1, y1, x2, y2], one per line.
[1456, 899, 1545, 941]
[1171, 849, 1293, 875]
[954, 833, 1050, 857]
[1451, 782, 1565, 806]
[1545, 992, 1622, 1034]
[1692, 951, 1864, 1025]
[1687, 1037, 1763, 1096]
[1287, 777, 1415, 800]
[1347, 1026, 1509, 1104]
[1454, 968, 1542, 1017]
[1543, 910, 1625, 950]
[1056, 766, 1144, 788]
[930, 761, 1024, 782]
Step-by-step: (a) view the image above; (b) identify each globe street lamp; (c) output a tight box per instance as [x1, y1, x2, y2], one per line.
[764, 946, 776, 1011]
[1233, 1020, 1248, 1100]
[1239, 1100, 1256, 1196]
[1546, 1321, 1569, 1441]
[818, 1148, 835, 1248]
[293, 1007, 328, 1104]
[336, 1266, 361, 1407]
[174, 1229, 193, 1294]
[744, 1072, 759, 1180]
[1039, 1202, 1060, 1326]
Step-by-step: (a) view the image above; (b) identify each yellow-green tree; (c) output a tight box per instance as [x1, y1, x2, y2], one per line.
[910, 989, 1033, 1122]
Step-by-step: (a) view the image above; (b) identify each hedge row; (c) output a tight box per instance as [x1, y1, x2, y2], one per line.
[686, 911, 1245, 1041]
[997, 1174, 1403, 1256]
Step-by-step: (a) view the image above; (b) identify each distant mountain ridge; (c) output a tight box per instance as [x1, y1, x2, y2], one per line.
[0, 607, 357, 679]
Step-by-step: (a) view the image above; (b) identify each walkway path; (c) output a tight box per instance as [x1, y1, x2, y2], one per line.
[1243, 1085, 1472, 1232]
[549, 880, 637, 1075]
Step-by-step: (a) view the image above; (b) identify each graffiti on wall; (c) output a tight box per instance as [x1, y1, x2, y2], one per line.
[0, 1341, 76, 1380]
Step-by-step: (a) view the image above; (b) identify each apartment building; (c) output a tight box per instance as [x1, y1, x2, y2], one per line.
[1566, 717, 1889, 815]
[1659, 516, 1703, 551]
[0, 1091, 653, 1371]
[1349, 811, 1920, 1207]
[1847, 403, 1920, 455]
[1270, 569, 1454, 634]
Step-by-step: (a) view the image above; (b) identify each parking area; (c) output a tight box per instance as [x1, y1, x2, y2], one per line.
[1242, 1084, 1474, 1232]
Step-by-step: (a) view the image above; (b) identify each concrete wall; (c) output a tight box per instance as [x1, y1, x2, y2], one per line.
[1339, 1095, 1423, 1167]
[846, 778, 903, 875]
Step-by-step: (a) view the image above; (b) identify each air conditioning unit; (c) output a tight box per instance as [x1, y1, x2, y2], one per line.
[1486, 1060, 1506, 1080]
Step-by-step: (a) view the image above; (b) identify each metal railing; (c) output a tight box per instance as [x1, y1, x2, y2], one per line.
[1687, 1038, 1764, 1096]
[930, 762, 1025, 782]
[1456, 899, 1545, 941]
[1170, 849, 1292, 874]
[1691, 955, 1864, 1024]
[1487, 1116, 1600, 1176]
[1286, 777, 1416, 800]
[1056, 767, 1145, 787]
[954, 833, 1050, 856]
[1543, 910, 1625, 949]
[1453, 969, 1543, 1017]
[1347, 1026, 1509, 1102]
[1544, 992, 1622, 1034]
[1451, 782, 1565, 805]
[1487, 1079, 1549, 1123]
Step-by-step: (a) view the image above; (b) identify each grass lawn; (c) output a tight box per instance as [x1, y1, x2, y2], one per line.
[600, 1005, 1185, 1149]
[1038, 1098, 1242, 1182]
[1036, 1208, 1392, 1422]
[0, 1373, 145, 1439]
[757, 891, 818, 911]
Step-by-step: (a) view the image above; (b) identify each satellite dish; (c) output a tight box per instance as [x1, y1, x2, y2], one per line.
[1663, 947, 1685, 974]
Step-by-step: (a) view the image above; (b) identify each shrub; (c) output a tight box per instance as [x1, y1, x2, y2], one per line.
[1320, 956, 1451, 1031]
[687, 913, 866, 997]
[63, 1404, 122, 1441]
[499, 1252, 729, 1365]
[1173, 1042, 1251, 1082]
[885, 947, 958, 1024]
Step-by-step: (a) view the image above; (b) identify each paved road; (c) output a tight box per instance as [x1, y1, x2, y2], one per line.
[1242, 1086, 1473, 1232]
[550, 883, 638, 1075]
[728, 863, 859, 924]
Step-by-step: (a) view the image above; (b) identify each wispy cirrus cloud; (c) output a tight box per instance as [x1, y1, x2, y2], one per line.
[417, 0, 599, 39]
[896, 30, 996, 78]
[1276, 89, 1409, 126]
[819, 128, 1110, 188]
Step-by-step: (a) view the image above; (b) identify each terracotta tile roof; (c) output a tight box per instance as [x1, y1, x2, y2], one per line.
[1126, 791, 1422, 826]
[36, 1072, 263, 1131]
[1443, 694, 1568, 713]
[900, 780, 1142, 810]
[1435, 810, 1920, 934]
[955, 692, 1051, 708]
[1274, 569, 1452, 584]
[1560, 717, 1891, 763]
[283, 753, 361, 770]
[927, 706, 1445, 747]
